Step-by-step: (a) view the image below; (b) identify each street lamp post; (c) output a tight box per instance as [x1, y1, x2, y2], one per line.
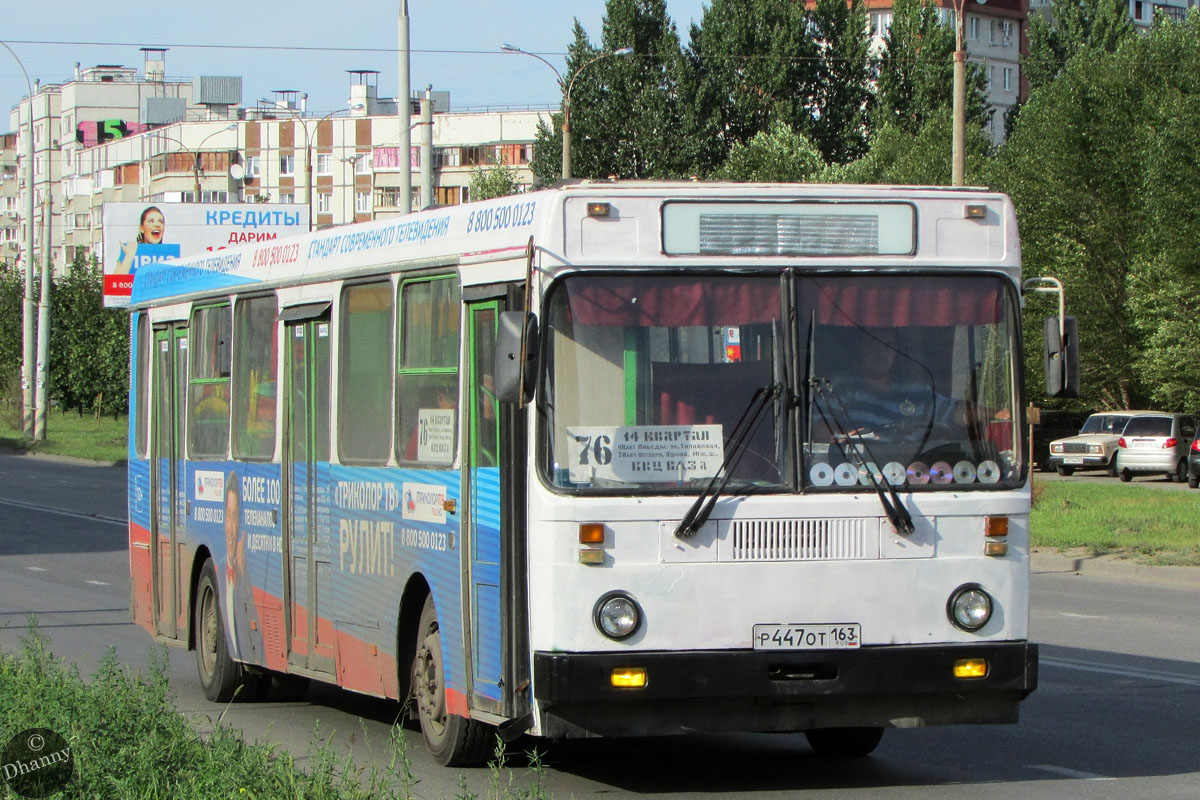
[500, 44, 633, 180]
[297, 107, 361, 231]
[1, 41, 37, 438]
[951, 0, 981, 187]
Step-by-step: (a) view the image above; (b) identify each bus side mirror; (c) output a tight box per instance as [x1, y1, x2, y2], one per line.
[1043, 315, 1080, 398]
[495, 310, 538, 404]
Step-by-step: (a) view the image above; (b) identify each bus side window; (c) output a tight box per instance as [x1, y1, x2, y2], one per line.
[188, 304, 232, 459]
[339, 281, 394, 465]
[232, 295, 278, 460]
[396, 277, 460, 466]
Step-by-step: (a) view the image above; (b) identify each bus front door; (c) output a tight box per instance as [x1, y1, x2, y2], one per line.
[150, 324, 188, 641]
[283, 318, 336, 675]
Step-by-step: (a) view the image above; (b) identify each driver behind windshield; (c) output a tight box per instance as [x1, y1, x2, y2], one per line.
[819, 327, 962, 442]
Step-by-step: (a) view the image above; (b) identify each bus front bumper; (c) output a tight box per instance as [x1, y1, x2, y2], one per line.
[532, 642, 1037, 738]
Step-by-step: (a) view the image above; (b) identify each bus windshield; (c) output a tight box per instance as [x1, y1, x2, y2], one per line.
[540, 273, 1019, 494]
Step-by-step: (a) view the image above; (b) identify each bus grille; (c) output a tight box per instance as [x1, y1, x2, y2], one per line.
[726, 518, 875, 561]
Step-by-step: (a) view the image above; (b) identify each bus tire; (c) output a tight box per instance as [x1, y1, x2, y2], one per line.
[194, 558, 244, 703]
[805, 727, 884, 757]
[412, 595, 492, 766]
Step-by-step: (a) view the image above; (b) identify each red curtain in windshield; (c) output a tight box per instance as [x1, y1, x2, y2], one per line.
[564, 276, 780, 327]
[806, 276, 1005, 327]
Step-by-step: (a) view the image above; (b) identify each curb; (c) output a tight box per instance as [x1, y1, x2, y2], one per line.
[1031, 549, 1200, 589]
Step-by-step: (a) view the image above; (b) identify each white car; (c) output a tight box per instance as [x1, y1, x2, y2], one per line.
[1047, 411, 1165, 476]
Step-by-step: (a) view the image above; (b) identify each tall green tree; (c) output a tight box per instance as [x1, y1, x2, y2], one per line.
[49, 254, 129, 414]
[987, 41, 1150, 408]
[712, 120, 826, 182]
[873, 0, 988, 135]
[683, 0, 820, 175]
[823, 108, 990, 185]
[530, 1, 690, 183]
[468, 158, 520, 201]
[1024, 0, 1134, 94]
[809, 0, 874, 164]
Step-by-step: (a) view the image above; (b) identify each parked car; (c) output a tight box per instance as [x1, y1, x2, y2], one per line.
[1188, 429, 1200, 488]
[1046, 411, 1163, 476]
[1032, 410, 1092, 472]
[1116, 413, 1197, 482]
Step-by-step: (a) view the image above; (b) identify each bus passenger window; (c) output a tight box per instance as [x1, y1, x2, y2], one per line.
[339, 281, 394, 465]
[232, 296, 278, 460]
[188, 304, 233, 459]
[397, 277, 460, 466]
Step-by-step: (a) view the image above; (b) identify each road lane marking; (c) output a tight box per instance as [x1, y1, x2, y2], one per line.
[25, 566, 46, 572]
[85, 580, 110, 586]
[1058, 612, 1104, 619]
[1025, 765, 1113, 780]
[0, 496, 125, 527]
[1042, 656, 1200, 686]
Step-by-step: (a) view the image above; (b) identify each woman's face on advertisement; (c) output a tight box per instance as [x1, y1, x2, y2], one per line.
[141, 210, 165, 244]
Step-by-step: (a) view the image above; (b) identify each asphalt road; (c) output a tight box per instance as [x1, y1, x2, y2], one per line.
[1, 451, 1198, 799]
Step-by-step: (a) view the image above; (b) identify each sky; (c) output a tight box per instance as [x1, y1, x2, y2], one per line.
[0, 1, 710, 120]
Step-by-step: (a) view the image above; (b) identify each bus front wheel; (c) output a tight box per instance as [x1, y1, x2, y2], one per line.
[805, 727, 884, 757]
[194, 558, 245, 703]
[412, 595, 491, 766]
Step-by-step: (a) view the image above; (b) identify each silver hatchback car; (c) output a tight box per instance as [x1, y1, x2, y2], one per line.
[1115, 413, 1197, 482]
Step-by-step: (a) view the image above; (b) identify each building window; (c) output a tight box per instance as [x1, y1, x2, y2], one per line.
[970, 17, 979, 40]
[1003, 67, 1013, 92]
[355, 191, 371, 213]
[317, 192, 332, 214]
[279, 154, 295, 176]
[374, 187, 402, 208]
[1001, 20, 1013, 45]
[355, 154, 372, 175]
[987, 65, 995, 91]
[316, 152, 333, 175]
[244, 156, 260, 178]
[989, 19, 997, 44]
[279, 192, 294, 204]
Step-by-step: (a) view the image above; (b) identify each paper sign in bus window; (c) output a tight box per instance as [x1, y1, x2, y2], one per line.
[566, 425, 724, 483]
[417, 408, 455, 464]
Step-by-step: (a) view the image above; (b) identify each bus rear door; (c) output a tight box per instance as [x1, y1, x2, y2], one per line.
[151, 324, 188, 641]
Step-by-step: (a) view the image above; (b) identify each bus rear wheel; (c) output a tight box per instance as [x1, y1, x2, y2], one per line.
[195, 558, 245, 703]
[805, 727, 884, 757]
[412, 596, 491, 766]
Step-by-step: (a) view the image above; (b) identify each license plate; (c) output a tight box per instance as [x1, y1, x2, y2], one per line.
[1131, 439, 1157, 449]
[752, 623, 860, 650]
[1064, 457, 1085, 464]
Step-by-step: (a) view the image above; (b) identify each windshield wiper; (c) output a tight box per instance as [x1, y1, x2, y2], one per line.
[674, 383, 781, 540]
[811, 378, 915, 537]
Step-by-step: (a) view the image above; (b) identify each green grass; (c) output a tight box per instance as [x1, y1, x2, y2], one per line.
[0, 406, 127, 463]
[1031, 478, 1200, 566]
[0, 621, 551, 799]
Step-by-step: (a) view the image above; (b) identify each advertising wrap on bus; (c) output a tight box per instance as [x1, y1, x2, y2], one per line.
[101, 202, 310, 308]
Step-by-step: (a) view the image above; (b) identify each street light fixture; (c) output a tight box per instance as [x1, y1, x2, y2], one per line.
[156, 123, 238, 201]
[501, 43, 633, 180]
[297, 106, 364, 230]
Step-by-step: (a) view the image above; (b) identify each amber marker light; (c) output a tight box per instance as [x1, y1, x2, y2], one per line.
[586, 202, 612, 217]
[984, 541, 1009, 556]
[611, 668, 647, 688]
[954, 658, 989, 679]
[578, 549, 606, 565]
[579, 523, 606, 544]
[985, 516, 1009, 537]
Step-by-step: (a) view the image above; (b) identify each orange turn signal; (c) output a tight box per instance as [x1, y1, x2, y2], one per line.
[954, 658, 988, 679]
[985, 516, 1009, 537]
[611, 668, 647, 688]
[579, 523, 606, 544]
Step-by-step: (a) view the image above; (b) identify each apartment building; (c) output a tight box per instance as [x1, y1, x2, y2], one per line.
[6, 50, 548, 276]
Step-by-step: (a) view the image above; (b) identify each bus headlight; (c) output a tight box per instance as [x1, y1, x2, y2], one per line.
[594, 592, 641, 640]
[948, 584, 993, 631]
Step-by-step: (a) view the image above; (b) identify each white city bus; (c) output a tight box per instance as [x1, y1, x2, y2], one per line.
[127, 182, 1073, 766]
